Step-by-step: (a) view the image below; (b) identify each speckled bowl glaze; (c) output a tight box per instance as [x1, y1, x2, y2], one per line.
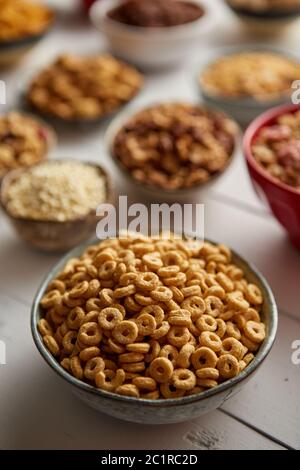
[31, 238, 277, 424]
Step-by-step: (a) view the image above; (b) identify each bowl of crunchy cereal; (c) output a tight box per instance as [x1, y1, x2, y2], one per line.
[244, 103, 300, 250]
[198, 48, 300, 126]
[0, 159, 114, 252]
[0, 0, 54, 66]
[90, 0, 215, 69]
[106, 102, 239, 199]
[25, 53, 143, 126]
[31, 233, 277, 424]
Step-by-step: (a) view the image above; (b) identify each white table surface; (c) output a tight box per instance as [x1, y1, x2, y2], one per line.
[0, 0, 300, 450]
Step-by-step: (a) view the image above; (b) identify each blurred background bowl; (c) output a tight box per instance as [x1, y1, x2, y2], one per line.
[244, 103, 300, 250]
[90, 0, 215, 69]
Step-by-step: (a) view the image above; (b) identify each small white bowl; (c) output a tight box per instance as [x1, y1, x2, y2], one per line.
[90, 0, 215, 69]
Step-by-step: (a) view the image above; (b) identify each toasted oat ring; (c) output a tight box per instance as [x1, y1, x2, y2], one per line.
[181, 296, 206, 320]
[84, 357, 105, 380]
[163, 272, 186, 287]
[160, 383, 185, 399]
[60, 358, 70, 371]
[98, 307, 123, 330]
[241, 334, 259, 352]
[244, 321, 265, 343]
[168, 309, 191, 327]
[126, 342, 150, 354]
[98, 260, 117, 280]
[172, 369, 196, 391]
[181, 285, 201, 297]
[200, 331, 222, 352]
[119, 272, 138, 286]
[245, 284, 263, 305]
[196, 314, 217, 332]
[159, 344, 178, 366]
[107, 337, 126, 354]
[112, 320, 138, 345]
[196, 367, 219, 381]
[244, 308, 260, 323]
[162, 251, 184, 266]
[226, 321, 241, 340]
[69, 281, 89, 299]
[217, 354, 239, 379]
[141, 390, 160, 399]
[176, 343, 195, 368]
[221, 337, 244, 360]
[47, 280, 66, 295]
[99, 288, 114, 307]
[78, 322, 102, 346]
[79, 346, 101, 362]
[151, 321, 170, 340]
[170, 286, 185, 303]
[227, 291, 249, 311]
[41, 290, 61, 309]
[151, 286, 173, 302]
[132, 377, 157, 392]
[205, 295, 223, 317]
[134, 293, 154, 306]
[196, 378, 218, 389]
[124, 296, 142, 313]
[136, 313, 157, 336]
[136, 272, 159, 291]
[70, 356, 84, 380]
[86, 297, 102, 312]
[149, 357, 174, 384]
[215, 318, 226, 338]
[38, 318, 53, 337]
[145, 340, 161, 362]
[95, 369, 125, 392]
[67, 307, 85, 330]
[141, 305, 164, 326]
[158, 265, 180, 278]
[43, 335, 60, 356]
[142, 254, 163, 271]
[122, 362, 145, 373]
[114, 284, 136, 299]
[244, 352, 255, 365]
[62, 330, 77, 354]
[167, 326, 190, 348]
[191, 347, 218, 370]
[80, 311, 98, 325]
[119, 352, 144, 363]
[116, 384, 140, 398]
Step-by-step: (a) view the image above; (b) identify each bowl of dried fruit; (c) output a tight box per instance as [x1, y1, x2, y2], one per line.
[31, 233, 277, 424]
[198, 47, 300, 126]
[90, 0, 215, 69]
[0, 159, 114, 252]
[25, 53, 143, 126]
[0, 111, 56, 182]
[0, 0, 54, 66]
[106, 102, 239, 199]
[244, 103, 300, 250]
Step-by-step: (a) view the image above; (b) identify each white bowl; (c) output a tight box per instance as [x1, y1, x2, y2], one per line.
[90, 0, 215, 69]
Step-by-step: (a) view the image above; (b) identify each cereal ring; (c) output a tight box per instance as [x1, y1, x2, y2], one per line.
[160, 383, 185, 399]
[136, 272, 159, 291]
[47, 280, 66, 295]
[215, 318, 226, 338]
[160, 344, 178, 366]
[196, 315, 217, 332]
[67, 307, 85, 330]
[168, 309, 191, 327]
[151, 321, 170, 340]
[172, 369, 196, 391]
[107, 338, 126, 354]
[84, 357, 105, 380]
[134, 293, 154, 306]
[149, 357, 174, 383]
[226, 321, 241, 341]
[78, 322, 102, 346]
[99, 288, 114, 307]
[86, 297, 102, 312]
[181, 296, 206, 320]
[98, 261, 117, 280]
[141, 305, 164, 326]
[240, 334, 259, 352]
[221, 337, 244, 360]
[191, 347, 218, 370]
[158, 265, 180, 278]
[116, 384, 140, 398]
[126, 342, 150, 353]
[170, 286, 185, 303]
[80, 311, 99, 325]
[119, 352, 145, 363]
[41, 290, 61, 309]
[244, 321, 265, 343]
[119, 272, 138, 286]
[69, 281, 89, 299]
[38, 319, 53, 337]
[79, 346, 100, 362]
[43, 335, 60, 356]
[181, 285, 201, 297]
[112, 321, 138, 345]
[167, 326, 190, 348]
[196, 379, 218, 388]
[145, 340, 160, 362]
[163, 272, 186, 286]
[244, 308, 260, 323]
[136, 313, 156, 336]
[245, 284, 263, 305]
[195, 367, 219, 380]
[142, 254, 163, 271]
[124, 296, 142, 313]
[244, 352, 255, 365]
[60, 358, 70, 371]
[70, 356, 84, 380]
[84, 279, 101, 299]
[141, 390, 160, 399]
[217, 354, 239, 379]
[227, 291, 249, 311]
[104, 359, 117, 371]
[219, 310, 235, 321]
[95, 369, 125, 392]
[114, 285, 136, 299]
[200, 331, 222, 352]
[176, 343, 195, 368]
[62, 330, 77, 354]
[215, 272, 234, 293]
[122, 362, 145, 373]
[205, 295, 223, 317]
[132, 377, 157, 392]
[151, 286, 173, 302]
[98, 307, 123, 330]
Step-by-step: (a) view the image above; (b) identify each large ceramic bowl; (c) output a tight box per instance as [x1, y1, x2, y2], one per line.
[244, 103, 300, 250]
[90, 0, 215, 69]
[31, 238, 277, 424]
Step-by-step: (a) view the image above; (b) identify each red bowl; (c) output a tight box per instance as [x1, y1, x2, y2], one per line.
[244, 103, 300, 250]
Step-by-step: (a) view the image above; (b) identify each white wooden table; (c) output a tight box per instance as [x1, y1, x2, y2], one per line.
[0, 0, 299, 450]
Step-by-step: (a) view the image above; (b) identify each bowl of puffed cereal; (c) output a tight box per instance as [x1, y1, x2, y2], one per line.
[244, 103, 300, 250]
[106, 102, 239, 199]
[0, 159, 114, 252]
[0, 0, 54, 66]
[198, 47, 300, 126]
[31, 232, 277, 424]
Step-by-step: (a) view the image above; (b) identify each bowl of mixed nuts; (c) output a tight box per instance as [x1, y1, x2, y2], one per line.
[244, 103, 300, 250]
[106, 102, 239, 199]
[0, 159, 114, 252]
[31, 232, 277, 424]
[198, 48, 300, 125]
[25, 53, 143, 126]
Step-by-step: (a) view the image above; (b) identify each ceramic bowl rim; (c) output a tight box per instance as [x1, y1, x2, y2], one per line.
[31, 237, 278, 408]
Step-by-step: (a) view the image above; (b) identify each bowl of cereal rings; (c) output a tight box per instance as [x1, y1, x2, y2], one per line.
[31, 233, 277, 424]
[244, 103, 300, 250]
